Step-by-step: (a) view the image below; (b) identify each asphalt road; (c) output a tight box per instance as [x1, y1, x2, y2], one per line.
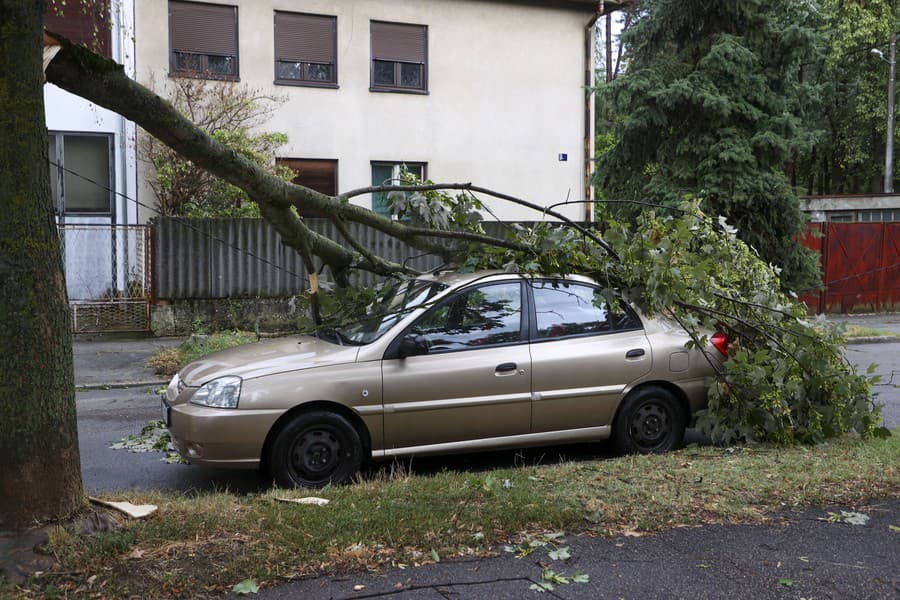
[259, 499, 900, 600]
[846, 341, 900, 428]
[76, 342, 900, 495]
[77, 386, 269, 495]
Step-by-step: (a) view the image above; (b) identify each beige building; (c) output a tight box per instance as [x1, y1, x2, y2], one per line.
[135, 0, 611, 222]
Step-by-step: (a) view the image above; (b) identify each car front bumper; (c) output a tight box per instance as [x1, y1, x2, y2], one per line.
[164, 376, 282, 468]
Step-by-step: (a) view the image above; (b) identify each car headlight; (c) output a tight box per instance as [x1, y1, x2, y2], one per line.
[190, 376, 242, 409]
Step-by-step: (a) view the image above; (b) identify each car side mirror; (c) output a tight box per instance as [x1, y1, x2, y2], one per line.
[398, 334, 428, 358]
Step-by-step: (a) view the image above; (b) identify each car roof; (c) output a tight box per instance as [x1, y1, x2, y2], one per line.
[416, 269, 598, 288]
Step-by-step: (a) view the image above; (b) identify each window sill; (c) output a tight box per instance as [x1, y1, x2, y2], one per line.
[169, 71, 240, 82]
[369, 87, 429, 95]
[274, 80, 339, 89]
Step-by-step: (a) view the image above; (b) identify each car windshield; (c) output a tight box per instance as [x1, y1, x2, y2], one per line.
[335, 279, 448, 345]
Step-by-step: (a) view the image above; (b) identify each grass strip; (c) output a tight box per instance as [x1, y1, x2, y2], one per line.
[844, 325, 896, 338]
[13, 432, 899, 598]
[146, 331, 257, 377]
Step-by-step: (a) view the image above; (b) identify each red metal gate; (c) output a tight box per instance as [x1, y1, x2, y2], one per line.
[801, 223, 900, 313]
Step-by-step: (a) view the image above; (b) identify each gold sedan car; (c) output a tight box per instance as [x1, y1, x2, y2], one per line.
[163, 271, 726, 488]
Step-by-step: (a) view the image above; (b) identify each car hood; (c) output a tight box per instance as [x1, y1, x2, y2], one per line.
[178, 335, 360, 385]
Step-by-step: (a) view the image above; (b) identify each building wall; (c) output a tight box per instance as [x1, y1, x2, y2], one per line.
[801, 194, 900, 222]
[46, 0, 139, 300]
[134, 0, 595, 222]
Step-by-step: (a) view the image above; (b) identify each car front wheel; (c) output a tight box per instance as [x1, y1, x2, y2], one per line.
[269, 411, 363, 488]
[612, 386, 686, 454]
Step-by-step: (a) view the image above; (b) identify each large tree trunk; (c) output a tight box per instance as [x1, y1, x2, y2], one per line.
[0, 0, 83, 530]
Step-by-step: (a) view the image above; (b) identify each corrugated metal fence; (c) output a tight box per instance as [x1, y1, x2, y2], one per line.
[154, 218, 900, 312]
[154, 217, 462, 299]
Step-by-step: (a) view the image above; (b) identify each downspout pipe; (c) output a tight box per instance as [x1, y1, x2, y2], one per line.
[583, 2, 604, 223]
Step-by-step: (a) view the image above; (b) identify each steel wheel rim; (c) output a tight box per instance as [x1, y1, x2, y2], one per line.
[629, 401, 672, 450]
[288, 427, 343, 482]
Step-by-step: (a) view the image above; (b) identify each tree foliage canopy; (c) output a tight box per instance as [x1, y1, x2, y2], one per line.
[381, 188, 884, 445]
[793, 0, 899, 195]
[143, 79, 293, 217]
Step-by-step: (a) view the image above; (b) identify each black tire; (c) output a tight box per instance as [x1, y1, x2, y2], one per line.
[612, 386, 686, 455]
[268, 411, 363, 488]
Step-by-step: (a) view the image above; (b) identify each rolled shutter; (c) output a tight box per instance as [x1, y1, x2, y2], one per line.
[275, 12, 335, 64]
[170, 1, 237, 56]
[279, 159, 338, 196]
[44, 0, 112, 57]
[371, 21, 426, 64]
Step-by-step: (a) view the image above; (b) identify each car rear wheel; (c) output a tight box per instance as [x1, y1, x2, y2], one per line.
[612, 386, 686, 454]
[269, 411, 362, 488]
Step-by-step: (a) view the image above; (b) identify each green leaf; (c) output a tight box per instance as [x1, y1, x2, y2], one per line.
[837, 511, 870, 526]
[778, 578, 795, 587]
[430, 549, 440, 563]
[888, 525, 900, 533]
[231, 579, 259, 594]
[547, 546, 571, 561]
[572, 572, 591, 583]
[541, 568, 569, 585]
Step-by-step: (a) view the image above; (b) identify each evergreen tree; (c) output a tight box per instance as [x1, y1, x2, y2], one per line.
[595, 0, 821, 291]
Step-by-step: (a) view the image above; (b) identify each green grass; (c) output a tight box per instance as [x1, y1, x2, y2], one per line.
[10, 433, 899, 598]
[146, 331, 257, 376]
[844, 325, 897, 338]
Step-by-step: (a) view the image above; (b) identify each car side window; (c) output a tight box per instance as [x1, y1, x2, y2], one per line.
[532, 281, 639, 339]
[410, 282, 522, 352]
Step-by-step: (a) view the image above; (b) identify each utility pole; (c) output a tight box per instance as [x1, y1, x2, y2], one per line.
[886, 32, 896, 193]
[874, 33, 897, 193]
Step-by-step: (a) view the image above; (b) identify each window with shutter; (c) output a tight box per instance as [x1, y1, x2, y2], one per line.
[277, 158, 338, 217]
[274, 12, 337, 87]
[45, 0, 112, 57]
[169, 1, 239, 80]
[370, 21, 428, 93]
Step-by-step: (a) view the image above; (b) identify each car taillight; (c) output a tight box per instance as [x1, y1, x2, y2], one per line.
[711, 332, 728, 357]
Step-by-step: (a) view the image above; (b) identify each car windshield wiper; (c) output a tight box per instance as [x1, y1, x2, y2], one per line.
[313, 327, 360, 346]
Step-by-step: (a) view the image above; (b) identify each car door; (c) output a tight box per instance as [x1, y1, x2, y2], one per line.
[381, 280, 532, 450]
[528, 280, 652, 433]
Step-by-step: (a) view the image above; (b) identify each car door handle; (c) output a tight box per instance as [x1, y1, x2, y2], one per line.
[495, 362, 517, 373]
[626, 349, 645, 358]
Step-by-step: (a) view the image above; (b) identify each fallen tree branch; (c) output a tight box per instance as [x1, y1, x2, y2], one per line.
[43, 34, 614, 276]
[342, 183, 620, 261]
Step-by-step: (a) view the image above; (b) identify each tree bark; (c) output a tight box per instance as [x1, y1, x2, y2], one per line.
[0, 0, 83, 530]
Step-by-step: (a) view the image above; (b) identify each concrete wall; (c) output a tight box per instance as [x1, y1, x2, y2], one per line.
[151, 297, 309, 335]
[134, 0, 595, 222]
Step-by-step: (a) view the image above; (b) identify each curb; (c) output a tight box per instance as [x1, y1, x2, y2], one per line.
[846, 336, 900, 345]
[76, 380, 166, 391]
